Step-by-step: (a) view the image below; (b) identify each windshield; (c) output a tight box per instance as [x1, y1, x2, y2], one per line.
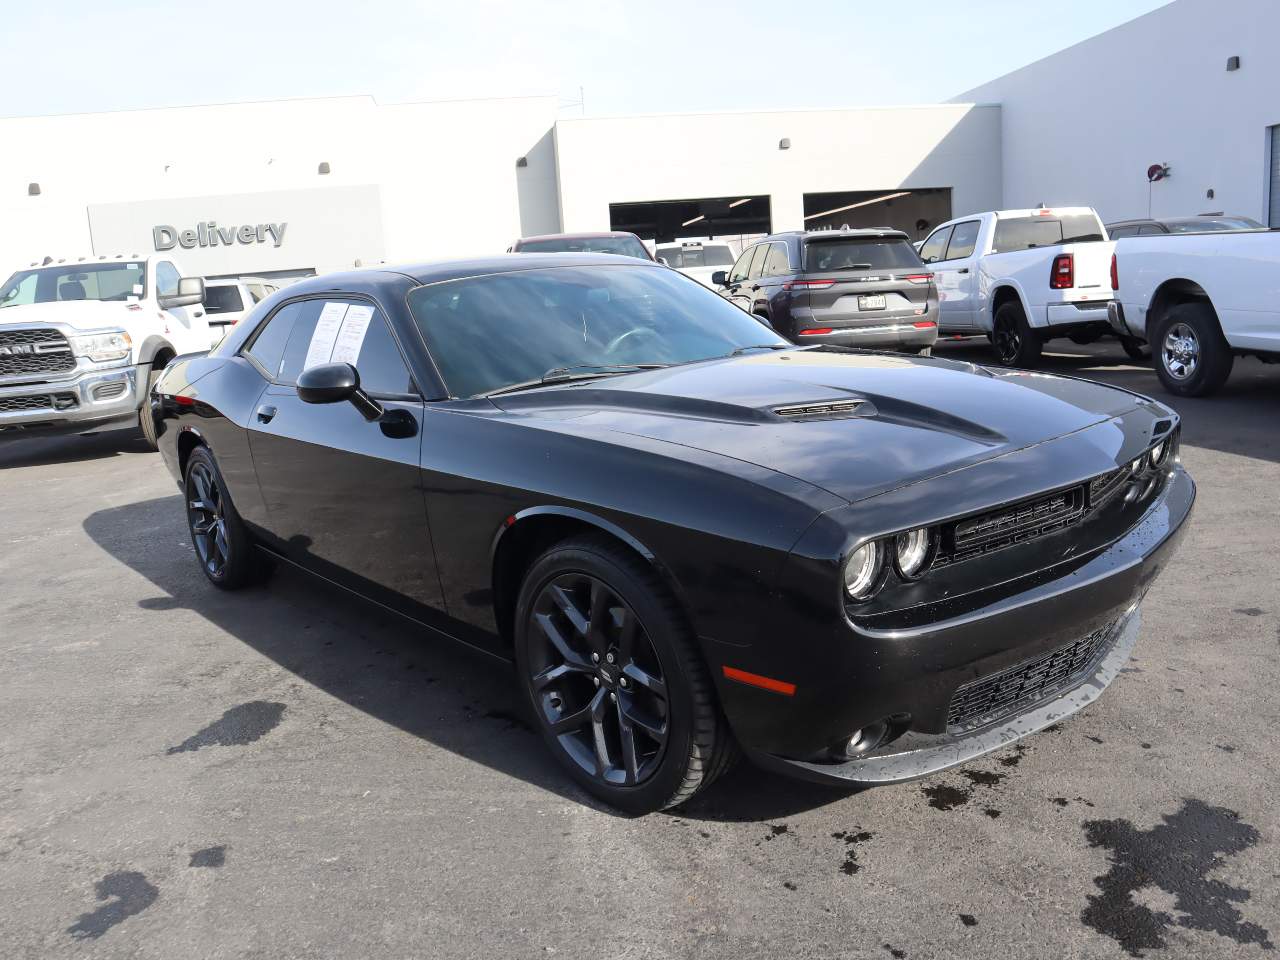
[0, 262, 147, 308]
[1165, 217, 1263, 233]
[658, 245, 735, 268]
[991, 214, 1105, 252]
[407, 264, 786, 398]
[804, 237, 922, 271]
[517, 235, 652, 259]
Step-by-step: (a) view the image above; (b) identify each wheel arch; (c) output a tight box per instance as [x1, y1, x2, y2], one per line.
[490, 506, 692, 649]
[1147, 279, 1216, 337]
[137, 334, 177, 368]
[176, 427, 207, 483]
[990, 283, 1029, 322]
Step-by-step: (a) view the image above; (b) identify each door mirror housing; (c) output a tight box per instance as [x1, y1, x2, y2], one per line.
[158, 277, 206, 309]
[297, 362, 383, 421]
[711, 270, 728, 287]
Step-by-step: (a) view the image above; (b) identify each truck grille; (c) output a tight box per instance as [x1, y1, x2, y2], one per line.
[0, 392, 78, 413]
[0, 328, 76, 378]
[946, 620, 1117, 730]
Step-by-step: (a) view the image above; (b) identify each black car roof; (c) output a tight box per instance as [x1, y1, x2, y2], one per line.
[282, 254, 663, 294]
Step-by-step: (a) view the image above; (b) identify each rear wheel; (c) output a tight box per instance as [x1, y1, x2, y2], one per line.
[1152, 303, 1233, 397]
[184, 446, 265, 589]
[992, 300, 1042, 368]
[514, 534, 734, 813]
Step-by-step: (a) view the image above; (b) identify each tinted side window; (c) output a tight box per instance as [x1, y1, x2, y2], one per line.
[728, 249, 753, 284]
[244, 301, 305, 379]
[205, 286, 245, 314]
[945, 221, 981, 260]
[155, 262, 181, 297]
[276, 300, 326, 384]
[746, 244, 769, 279]
[1108, 225, 1135, 238]
[762, 243, 792, 277]
[351, 313, 415, 396]
[1137, 224, 1166, 236]
[918, 227, 953, 264]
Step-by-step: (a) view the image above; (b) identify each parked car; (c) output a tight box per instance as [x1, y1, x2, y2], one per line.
[153, 253, 1192, 813]
[712, 229, 938, 354]
[918, 207, 1123, 366]
[204, 277, 281, 339]
[509, 231, 654, 260]
[1106, 215, 1265, 238]
[1108, 230, 1280, 396]
[0, 254, 208, 448]
[654, 240, 736, 287]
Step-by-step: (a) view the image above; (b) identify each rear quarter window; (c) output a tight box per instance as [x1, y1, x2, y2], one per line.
[803, 237, 922, 271]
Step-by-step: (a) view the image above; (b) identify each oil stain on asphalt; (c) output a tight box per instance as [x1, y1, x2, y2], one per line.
[166, 701, 286, 755]
[831, 829, 873, 875]
[189, 846, 226, 868]
[1081, 798, 1273, 956]
[67, 871, 159, 940]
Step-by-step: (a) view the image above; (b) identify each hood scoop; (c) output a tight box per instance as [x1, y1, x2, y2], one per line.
[773, 398, 875, 420]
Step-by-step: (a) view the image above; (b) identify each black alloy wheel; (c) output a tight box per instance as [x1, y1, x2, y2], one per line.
[183, 446, 264, 590]
[514, 535, 734, 813]
[992, 300, 1043, 368]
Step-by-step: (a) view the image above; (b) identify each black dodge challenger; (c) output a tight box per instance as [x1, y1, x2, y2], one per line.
[153, 254, 1193, 813]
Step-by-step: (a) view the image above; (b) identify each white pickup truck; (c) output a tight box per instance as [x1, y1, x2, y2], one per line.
[1108, 229, 1280, 396]
[0, 254, 210, 448]
[919, 207, 1122, 367]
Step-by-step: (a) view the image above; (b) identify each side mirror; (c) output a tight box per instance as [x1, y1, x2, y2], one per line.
[711, 270, 728, 287]
[297, 362, 383, 421]
[655, 256, 669, 266]
[158, 277, 206, 309]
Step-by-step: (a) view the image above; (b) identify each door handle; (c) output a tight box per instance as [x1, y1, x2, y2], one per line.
[958, 268, 970, 274]
[194, 311, 205, 318]
[255, 404, 277, 424]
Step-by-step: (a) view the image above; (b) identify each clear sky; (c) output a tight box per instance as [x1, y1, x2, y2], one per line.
[0, 0, 1172, 118]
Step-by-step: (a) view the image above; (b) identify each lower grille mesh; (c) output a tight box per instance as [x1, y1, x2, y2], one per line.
[0, 392, 78, 413]
[947, 620, 1118, 729]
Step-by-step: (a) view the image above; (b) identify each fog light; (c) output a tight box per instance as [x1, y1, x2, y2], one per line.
[842, 721, 888, 758]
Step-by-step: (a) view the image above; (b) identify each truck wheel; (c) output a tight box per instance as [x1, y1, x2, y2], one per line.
[992, 301, 1042, 368]
[1120, 337, 1151, 362]
[1152, 303, 1233, 397]
[184, 446, 265, 590]
[514, 534, 736, 813]
[138, 365, 162, 451]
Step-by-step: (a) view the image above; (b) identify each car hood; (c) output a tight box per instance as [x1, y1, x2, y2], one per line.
[491, 348, 1150, 504]
[0, 299, 143, 332]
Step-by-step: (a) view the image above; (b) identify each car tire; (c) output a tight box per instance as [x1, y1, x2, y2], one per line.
[138, 365, 162, 451]
[1120, 336, 1151, 362]
[1152, 302, 1233, 397]
[184, 445, 264, 590]
[514, 534, 735, 813]
[992, 301, 1042, 368]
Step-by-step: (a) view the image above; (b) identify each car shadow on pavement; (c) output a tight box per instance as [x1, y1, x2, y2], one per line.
[0, 428, 151, 469]
[83, 495, 854, 821]
[933, 339, 1280, 466]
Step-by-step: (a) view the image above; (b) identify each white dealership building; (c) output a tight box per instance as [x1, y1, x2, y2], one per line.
[0, 0, 1274, 281]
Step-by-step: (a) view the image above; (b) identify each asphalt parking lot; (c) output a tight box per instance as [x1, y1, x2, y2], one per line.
[1, 341, 1277, 960]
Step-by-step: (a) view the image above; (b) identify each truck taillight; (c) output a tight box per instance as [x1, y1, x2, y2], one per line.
[1110, 253, 1119, 291]
[1050, 253, 1074, 289]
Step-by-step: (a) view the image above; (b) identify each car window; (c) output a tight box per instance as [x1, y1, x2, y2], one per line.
[727, 248, 753, 284]
[1107, 225, 1136, 238]
[991, 214, 1104, 253]
[267, 299, 412, 394]
[517, 235, 651, 259]
[0, 272, 38, 306]
[944, 221, 981, 260]
[918, 226, 953, 264]
[155, 261, 181, 298]
[348, 312, 415, 396]
[205, 285, 245, 314]
[804, 236, 923, 271]
[1137, 224, 1166, 236]
[245, 300, 306, 379]
[762, 243, 792, 278]
[746, 244, 769, 279]
[657, 245, 735, 268]
[407, 265, 789, 399]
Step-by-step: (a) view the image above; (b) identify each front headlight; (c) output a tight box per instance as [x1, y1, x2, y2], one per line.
[894, 527, 934, 580]
[70, 330, 132, 362]
[843, 541, 884, 601]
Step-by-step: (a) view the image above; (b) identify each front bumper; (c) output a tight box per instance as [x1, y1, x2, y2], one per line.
[0, 362, 144, 436]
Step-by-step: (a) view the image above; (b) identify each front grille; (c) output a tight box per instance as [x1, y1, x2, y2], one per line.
[947, 620, 1117, 729]
[0, 392, 78, 413]
[0, 328, 75, 377]
[936, 486, 1086, 566]
[1089, 467, 1128, 511]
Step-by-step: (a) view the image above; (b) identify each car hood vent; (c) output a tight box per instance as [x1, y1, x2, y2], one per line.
[773, 398, 873, 420]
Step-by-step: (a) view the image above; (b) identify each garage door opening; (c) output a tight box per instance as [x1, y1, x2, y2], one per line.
[802, 189, 952, 240]
[609, 196, 772, 244]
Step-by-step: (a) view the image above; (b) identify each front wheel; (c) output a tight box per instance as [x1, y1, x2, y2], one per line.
[514, 535, 735, 813]
[1152, 303, 1233, 397]
[138, 365, 162, 450]
[992, 301, 1043, 368]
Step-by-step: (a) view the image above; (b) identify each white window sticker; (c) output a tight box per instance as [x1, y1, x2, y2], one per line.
[330, 304, 374, 366]
[303, 301, 350, 370]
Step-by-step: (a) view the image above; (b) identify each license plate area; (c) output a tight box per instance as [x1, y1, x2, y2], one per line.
[858, 294, 886, 311]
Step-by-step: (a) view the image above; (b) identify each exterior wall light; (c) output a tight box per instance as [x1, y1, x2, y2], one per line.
[318, 162, 331, 175]
[1226, 56, 1240, 71]
[516, 157, 528, 168]
[28, 182, 41, 196]
[778, 138, 791, 150]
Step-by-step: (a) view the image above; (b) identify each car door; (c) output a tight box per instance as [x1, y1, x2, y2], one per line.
[757, 242, 795, 332]
[935, 220, 981, 330]
[723, 244, 765, 312]
[245, 295, 446, 614]
[154, 260, 213, 351]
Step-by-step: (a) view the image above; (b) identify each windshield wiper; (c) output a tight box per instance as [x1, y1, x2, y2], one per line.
[726, 344, 792, 357]
[481, 364, 665, 398]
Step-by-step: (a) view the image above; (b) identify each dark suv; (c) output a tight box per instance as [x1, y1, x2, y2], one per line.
[712, 229, 938, 353]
